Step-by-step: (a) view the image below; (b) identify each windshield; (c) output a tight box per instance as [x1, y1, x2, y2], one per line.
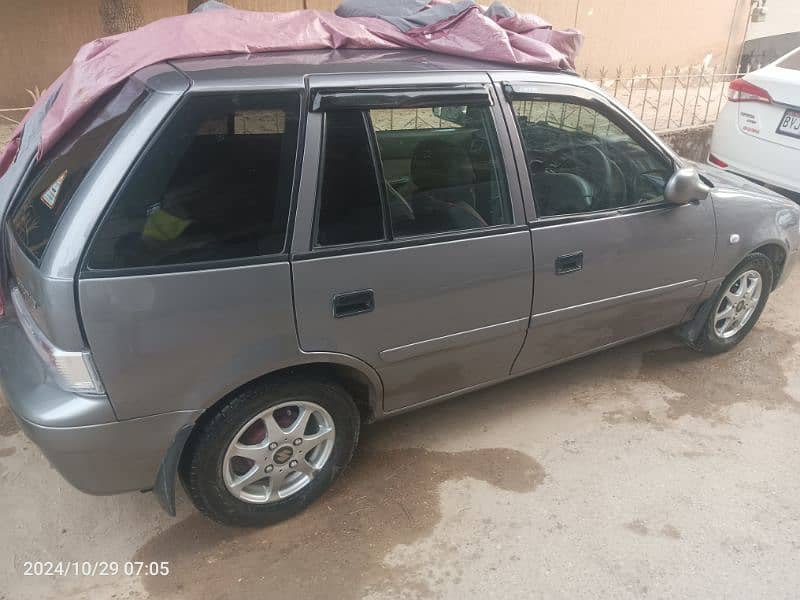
[9, 80, 147, 264]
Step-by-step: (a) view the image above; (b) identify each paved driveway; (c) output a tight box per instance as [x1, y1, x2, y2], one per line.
[2, 268, 799, 600]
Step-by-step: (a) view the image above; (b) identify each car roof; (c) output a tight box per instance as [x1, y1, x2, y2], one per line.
[159, 48, 574, 92]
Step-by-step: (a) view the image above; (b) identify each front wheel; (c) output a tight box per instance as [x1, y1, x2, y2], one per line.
[690, 252, 773, 354]
[179, 376, 360, 527]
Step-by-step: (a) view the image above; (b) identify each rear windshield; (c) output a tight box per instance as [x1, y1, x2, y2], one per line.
[778, 49, 800, 71]
[9, 80, 147, 263]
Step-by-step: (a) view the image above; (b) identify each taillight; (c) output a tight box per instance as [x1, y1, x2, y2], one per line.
[708, 154, 729, 168]
[727, 78, 772, 103]
[11, 287, 105, 395]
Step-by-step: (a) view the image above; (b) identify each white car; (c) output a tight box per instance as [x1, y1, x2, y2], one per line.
[709, 47, 800, 197]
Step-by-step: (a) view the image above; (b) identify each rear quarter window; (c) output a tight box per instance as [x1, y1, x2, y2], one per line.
[9, 81, 147, 263]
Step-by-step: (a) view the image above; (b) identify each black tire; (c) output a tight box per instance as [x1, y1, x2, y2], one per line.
[690, 252, 773, 354]
[179, 376, 360, 527]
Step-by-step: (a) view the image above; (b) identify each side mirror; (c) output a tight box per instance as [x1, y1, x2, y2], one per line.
[664, 167, 711, 205]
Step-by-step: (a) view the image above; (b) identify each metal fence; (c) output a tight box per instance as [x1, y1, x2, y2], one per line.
[584, 64, 747, 133]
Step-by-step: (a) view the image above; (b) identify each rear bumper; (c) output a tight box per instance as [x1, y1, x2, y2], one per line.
[14, 409, 199, 495]
[710, 106, 800, 195]
[0, 314, 199, 494]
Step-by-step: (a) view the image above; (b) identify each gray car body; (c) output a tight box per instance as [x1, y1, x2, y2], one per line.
[1, 50, 798, 509]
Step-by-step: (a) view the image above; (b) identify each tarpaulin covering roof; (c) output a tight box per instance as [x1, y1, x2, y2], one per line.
[0, 0, 581, 177]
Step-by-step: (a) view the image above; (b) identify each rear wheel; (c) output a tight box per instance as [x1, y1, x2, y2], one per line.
[180, 376, 360, 527]
[691, 252, 773, 354]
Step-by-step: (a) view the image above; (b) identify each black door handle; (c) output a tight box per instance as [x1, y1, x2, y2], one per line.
[333, 289, 375, 318]
[555, 251, 583, 275]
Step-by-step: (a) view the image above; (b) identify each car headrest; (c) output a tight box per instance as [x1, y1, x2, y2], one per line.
[410, 138, 475, 192]
[532, 172, 593, 216]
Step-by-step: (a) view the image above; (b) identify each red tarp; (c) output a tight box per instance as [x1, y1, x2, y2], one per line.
[0, 5, 581, 176]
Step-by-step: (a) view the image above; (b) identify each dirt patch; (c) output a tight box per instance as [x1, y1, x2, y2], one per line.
[640, 327, 798, 423]
[603, 407, 663, 429]
[682, 450, 714, 458]
[135, 439, 544, 600]
[661, 524, 682, 539]
[626, 519, 649, 536]
[0, 447, 15, 458]
[0, 405, 20, 437]
[626, 520, 682, 540]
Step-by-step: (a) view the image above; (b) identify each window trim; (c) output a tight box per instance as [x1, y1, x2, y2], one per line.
[295, 223, 529, 261]
[363, 112, 394, 241]
[309, 94, 517, 255]
[78, 252, 290, 279]
[503, 84, 678, 225]
[79, 88, 305, 279]
[528, 200, 684, 229]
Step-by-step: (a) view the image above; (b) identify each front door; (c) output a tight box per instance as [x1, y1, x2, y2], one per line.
[499, 82, 717, 372]
[291, 75, 532, 412]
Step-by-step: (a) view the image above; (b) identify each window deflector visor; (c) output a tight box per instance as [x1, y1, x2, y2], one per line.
[311, 86, 492, 112]
[11, 287, 105, 395]
[502, 82, 598, 103]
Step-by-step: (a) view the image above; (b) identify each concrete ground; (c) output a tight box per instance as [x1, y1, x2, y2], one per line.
[1, 268, 799, 599]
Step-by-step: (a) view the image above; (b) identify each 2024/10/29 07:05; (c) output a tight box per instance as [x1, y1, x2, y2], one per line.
[22, 560, 170, 577]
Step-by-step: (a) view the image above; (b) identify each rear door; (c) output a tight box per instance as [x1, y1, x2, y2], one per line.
[291, 73, 532, 413]
[78, 90, 303, 420]
[497, 79, 716, 372]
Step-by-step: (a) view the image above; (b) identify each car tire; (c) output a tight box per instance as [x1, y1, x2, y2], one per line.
[690, 252, 773, 354]
[179, 376, 360, 527]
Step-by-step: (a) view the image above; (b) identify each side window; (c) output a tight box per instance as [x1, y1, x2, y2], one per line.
[86, 92, 300, 270]
[511, 99, 673, 217]
[315, 102, 512, 246]
[316, 111, 386, 246]
[370, 105, 512, 237]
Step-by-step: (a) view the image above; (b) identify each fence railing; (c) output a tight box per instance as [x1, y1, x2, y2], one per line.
[583, 64, 748, 133]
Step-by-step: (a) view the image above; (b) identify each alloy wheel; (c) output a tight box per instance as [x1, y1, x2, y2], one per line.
[713, 269, 762, 339]
[222, 400, 335, 504]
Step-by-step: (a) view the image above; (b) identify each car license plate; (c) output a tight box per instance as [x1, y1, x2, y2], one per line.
[776, 109, 800, 139]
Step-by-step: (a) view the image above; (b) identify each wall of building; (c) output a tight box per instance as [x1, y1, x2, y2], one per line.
[747, 0, 800, 40]
[660, 124, 714, 163]
[0, 0, 751, 107]
[571, 0, 750, 75]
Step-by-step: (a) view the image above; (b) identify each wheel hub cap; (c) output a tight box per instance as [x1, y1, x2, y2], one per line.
[222, 400, 336, 504]
[713, 269, 762, 339]
[273, 446, 293, 465]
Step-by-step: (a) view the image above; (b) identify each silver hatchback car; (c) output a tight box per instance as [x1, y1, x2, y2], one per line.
[1, 50, 798, 526]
